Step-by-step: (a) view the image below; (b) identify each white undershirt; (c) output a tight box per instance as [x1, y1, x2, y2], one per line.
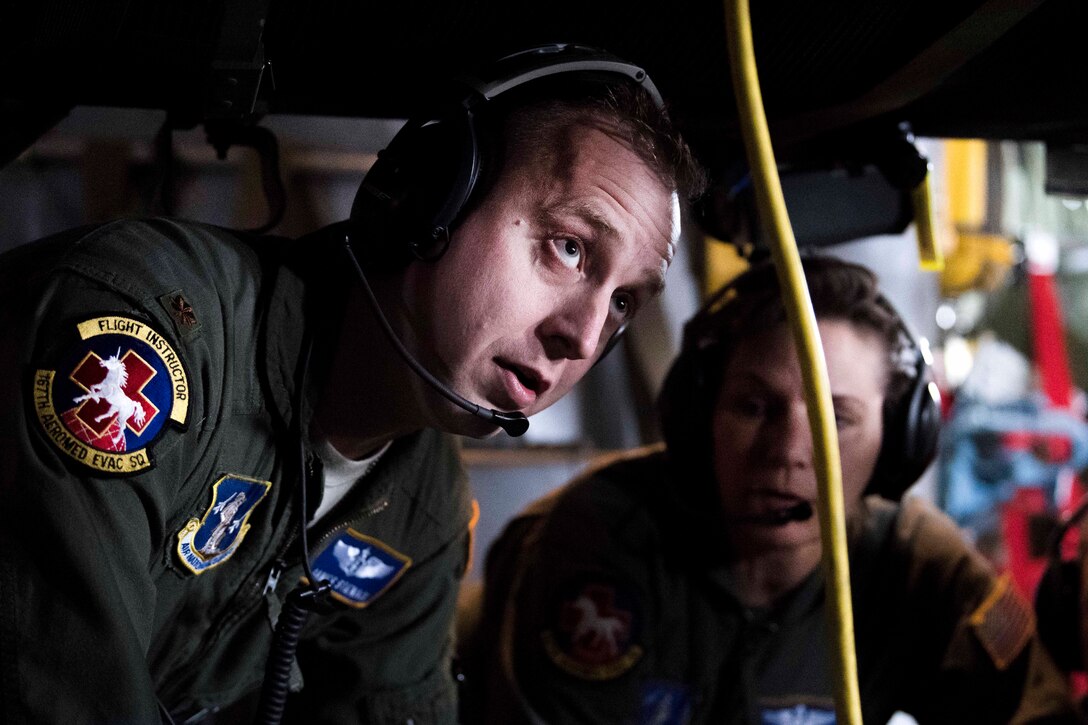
[309, 436, 391, 527]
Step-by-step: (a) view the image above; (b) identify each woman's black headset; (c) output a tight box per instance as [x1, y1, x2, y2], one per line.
[348, 42, 664, 266]
[658, 256, 942, 502]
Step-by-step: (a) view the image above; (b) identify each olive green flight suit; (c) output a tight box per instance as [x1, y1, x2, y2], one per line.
[479, 446, 1076, 724]
[0, 218, 472, 723]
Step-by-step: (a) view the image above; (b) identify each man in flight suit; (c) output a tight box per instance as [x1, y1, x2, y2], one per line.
[0, 44, 704, 723]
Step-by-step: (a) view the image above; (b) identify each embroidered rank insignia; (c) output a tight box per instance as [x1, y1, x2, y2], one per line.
[639, 681, 693, 725]
[158, 290, 202, 339]
[759, 704, 836, 724]
[969, 574, 1035, 669]
[541, 579, 643, 680]
[32, 315, 190, 475]
[309, 528, 412, 608]
[177, 475, 272, 574]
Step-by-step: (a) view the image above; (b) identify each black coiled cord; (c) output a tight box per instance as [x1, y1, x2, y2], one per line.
[255, 585, 330, 724]
[253, 333, 333, 725]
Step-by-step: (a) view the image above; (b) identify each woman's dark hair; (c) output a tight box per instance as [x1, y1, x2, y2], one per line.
[690, 256, 916, 415]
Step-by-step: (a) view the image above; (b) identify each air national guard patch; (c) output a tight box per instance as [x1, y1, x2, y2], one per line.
[309, 528, 412, 608]
[541, 579, 643, 680]
[177, 475, 272, 574]
[32, 315, 190, 475]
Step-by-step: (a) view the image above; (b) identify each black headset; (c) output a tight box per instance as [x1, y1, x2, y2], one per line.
[658, 256, 942, 502]
[348, 43, 664, 266]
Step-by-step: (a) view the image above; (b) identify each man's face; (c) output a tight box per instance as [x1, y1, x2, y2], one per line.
[399, 123, 679, 436]
[711, 319, 887, 554]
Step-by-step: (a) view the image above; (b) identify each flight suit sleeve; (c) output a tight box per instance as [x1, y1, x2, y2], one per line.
[500, 480, 657, 724]
[288, 501, 473, 723]
[890, 497, 1078, 723]
[0, 272, 186, 723]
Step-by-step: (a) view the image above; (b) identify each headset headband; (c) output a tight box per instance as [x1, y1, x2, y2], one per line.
[463, 44, 664, 109]
[351, 42, 665, 263]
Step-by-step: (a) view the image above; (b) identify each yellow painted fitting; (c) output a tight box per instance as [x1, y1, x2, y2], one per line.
[913, 172, 945, 272]
[704, 235, 750, 295]
[945, 139, 988, 228]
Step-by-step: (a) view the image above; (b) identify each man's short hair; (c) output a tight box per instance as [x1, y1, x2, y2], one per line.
[493, 77, 707, 204]
[351, 59, 705, 270]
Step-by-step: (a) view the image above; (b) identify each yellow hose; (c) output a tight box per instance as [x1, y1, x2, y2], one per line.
[723, 1, 864, 723]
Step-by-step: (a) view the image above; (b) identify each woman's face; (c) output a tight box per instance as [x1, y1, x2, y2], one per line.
[711, 319, 887, 555]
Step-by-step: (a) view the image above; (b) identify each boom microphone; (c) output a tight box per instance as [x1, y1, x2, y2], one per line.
[727, 501, 814, 526]
[342, 235, 530, 437]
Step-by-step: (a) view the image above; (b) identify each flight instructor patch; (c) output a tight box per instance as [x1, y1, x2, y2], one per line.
[32, 315, 189, 475]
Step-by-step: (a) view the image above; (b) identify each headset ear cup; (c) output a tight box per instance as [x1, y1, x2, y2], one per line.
[1035, 559, 1085, 672]
[868, 314, 942, 500]
[657, 344, 727, 527]
[350, 117, 475, 266]
[871, 367, 940, 499]
[658, 349, 700, 454]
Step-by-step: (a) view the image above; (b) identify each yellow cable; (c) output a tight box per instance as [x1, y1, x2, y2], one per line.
[723, 1, 863, 723]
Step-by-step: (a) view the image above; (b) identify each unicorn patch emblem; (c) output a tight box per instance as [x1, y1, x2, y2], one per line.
[542, 579, 644, 680]
[310, 529, 411, 608]
[32, 315, 189, 475]
[71, 349, 148, 448]
[177, 475, 272, 574]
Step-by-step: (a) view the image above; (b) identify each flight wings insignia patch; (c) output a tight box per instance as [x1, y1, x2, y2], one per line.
[32, 315, 190, 475]
[308, 528, 412, 608]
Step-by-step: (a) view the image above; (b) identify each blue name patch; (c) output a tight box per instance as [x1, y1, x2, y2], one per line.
[177, 475, 271, 574]
[310, 528, 411, 608]
[761, 704, 836, 725]
[639, 681, 693, 725]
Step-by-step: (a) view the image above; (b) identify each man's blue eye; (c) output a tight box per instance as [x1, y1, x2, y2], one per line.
[552, 238, 582, 270]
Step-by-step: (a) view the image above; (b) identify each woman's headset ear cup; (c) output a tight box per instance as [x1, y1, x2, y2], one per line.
[869, 350, 941, 499]
[658, 347, 701, 451]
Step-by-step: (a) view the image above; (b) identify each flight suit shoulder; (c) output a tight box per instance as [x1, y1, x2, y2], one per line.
[392, 429, 474, 551]
[58, 218, 270, 318]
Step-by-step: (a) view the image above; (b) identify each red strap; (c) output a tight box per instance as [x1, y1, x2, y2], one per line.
[1027, 270, 1073, 409]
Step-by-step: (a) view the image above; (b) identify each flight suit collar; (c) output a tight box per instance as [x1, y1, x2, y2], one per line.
[262, 224, 351, 440]
[702, 503, 878, 625]
[705, 563, 825, 626]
